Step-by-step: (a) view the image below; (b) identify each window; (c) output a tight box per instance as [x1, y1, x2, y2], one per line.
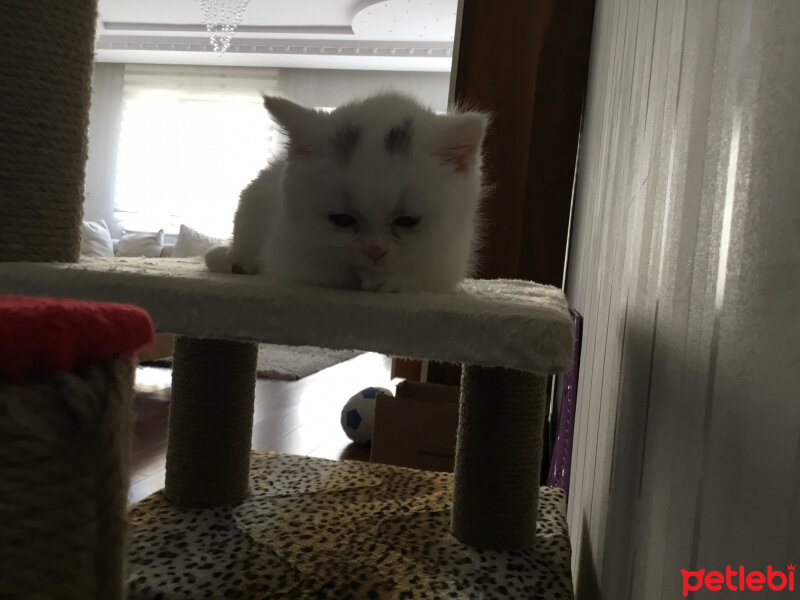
[114, 64, 282, 238]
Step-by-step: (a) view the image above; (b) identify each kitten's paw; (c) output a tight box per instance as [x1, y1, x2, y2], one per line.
[205, 245, 260, 274]
[231, 258, 260, 275]
[205, 245, 233, 273]
[360, 280, 384, 292]
[358, 272, 385, 292]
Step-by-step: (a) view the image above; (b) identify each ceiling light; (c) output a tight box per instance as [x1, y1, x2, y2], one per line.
[197, 0, 251, 56]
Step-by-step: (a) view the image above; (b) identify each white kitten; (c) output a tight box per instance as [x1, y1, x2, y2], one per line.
[205, 92, 488, 292]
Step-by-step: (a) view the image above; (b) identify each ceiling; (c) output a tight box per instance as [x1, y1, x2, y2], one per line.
[95, 0, 459, 71]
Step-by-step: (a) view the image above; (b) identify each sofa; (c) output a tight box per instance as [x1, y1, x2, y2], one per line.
[81, 220, 222, 362]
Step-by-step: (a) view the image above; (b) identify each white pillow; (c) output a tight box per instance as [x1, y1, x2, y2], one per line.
[80, 220, 114, 257]
[116, 229, 164, 257]
[172, 224, 222, 258]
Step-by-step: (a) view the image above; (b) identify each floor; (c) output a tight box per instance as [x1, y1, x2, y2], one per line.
[129, 351, 396, 504]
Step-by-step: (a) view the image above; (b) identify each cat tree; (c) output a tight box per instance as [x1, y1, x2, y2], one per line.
[0, 296, 154, 599]
[0, 2, 576, 596]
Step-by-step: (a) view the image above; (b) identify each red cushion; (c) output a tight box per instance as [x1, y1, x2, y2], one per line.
[0, 295, 154, 383]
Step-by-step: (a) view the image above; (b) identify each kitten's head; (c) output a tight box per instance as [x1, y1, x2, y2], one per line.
[264, 92, 488, 285]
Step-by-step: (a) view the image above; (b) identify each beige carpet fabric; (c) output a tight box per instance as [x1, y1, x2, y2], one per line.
[254, 343, 361, 380]
[0, 257, 574, 375]
[144, 343, 361, 380]
[127, 452, 573, 599]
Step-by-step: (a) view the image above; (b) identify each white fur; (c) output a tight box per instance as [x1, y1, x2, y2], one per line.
[206, 92, 488, 292]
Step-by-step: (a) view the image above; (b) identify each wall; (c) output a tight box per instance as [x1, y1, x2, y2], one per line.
[84, 62, 125, 237]
[276, 68, 450, 111]
[565, 0, 800, 597]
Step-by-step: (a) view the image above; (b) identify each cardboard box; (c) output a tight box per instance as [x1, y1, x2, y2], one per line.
[370, 380, 459, 472]
[390, 358, 463, 386]
[390, 357, 423, 380]
[137, 332, 175, 363]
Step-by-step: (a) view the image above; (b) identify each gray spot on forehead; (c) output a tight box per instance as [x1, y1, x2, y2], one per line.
[332, 123, 361, 162]
[384, 118, 413, 157]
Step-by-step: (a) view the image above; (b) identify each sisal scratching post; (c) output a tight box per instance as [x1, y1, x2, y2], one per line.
[451, 366, 548, 550]
[165, 336, 258, 506]
[0, 1, 97, 262]
[0, 359, 135, 600]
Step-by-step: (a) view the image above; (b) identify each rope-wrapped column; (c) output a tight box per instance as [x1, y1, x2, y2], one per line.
[165, 336, 258, 506]
[0, 1, 97, 262]
[0, 358, 135, 600]
[451, 366, 547, 550]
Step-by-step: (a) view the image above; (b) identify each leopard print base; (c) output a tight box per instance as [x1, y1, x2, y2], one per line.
[128, 452, 573, 599]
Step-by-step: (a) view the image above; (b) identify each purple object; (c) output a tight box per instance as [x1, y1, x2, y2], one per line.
[546, 309, 583, 499]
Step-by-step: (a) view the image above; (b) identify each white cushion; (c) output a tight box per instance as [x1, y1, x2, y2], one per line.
[80, 220, 114, 257]
[117, 229, 164, 257]
[172, 224, 222, 258]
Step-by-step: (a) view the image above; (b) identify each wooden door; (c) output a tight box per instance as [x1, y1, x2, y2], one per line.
[397, 0, 595, 387]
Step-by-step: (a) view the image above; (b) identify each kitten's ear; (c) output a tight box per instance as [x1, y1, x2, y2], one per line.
[431, 112, 488, 173]
[263, 95, 326, 158]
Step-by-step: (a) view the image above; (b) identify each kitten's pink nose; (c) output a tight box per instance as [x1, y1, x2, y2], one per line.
[363, 244, 387, 262]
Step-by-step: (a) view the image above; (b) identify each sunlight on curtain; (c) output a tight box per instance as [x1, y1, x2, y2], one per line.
[114, 65, 281, 238]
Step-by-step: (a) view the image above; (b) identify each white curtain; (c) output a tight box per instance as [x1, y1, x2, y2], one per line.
[114, 64, 282, 238]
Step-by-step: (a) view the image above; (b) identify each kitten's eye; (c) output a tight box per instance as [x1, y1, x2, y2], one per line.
[393, 216, 420, 228]
[328, 213, 355, 228]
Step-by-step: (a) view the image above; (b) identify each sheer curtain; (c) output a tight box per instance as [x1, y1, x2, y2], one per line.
[114, 64, 281, 238]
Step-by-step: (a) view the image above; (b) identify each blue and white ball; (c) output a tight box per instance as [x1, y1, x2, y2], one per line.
[341, 386, 393, 445]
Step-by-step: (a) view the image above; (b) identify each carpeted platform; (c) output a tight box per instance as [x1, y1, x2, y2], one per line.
[0, 257, 574, 375]
[128, 452, 573, 599]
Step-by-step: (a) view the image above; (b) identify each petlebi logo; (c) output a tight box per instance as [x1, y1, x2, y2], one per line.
[681, 564, 795, 596]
